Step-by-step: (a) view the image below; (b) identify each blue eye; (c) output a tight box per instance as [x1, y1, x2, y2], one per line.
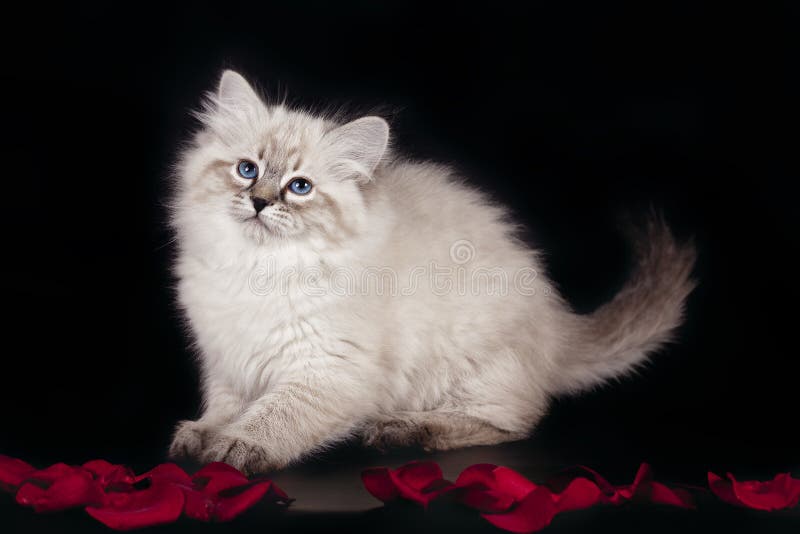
[288, 178, 313, 195]
[237, 160, 259, 179]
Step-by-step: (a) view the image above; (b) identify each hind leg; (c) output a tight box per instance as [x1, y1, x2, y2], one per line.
[362, 410, 527, 451]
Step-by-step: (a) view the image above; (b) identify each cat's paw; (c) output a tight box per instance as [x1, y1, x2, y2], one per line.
[362, 419, 433, 451]
[169, 420, 214, 460]
[200, 430, 276, 475]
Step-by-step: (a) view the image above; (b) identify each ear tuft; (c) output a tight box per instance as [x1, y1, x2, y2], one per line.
[217, 70, 262, 108]
[324, 116, 390, 182]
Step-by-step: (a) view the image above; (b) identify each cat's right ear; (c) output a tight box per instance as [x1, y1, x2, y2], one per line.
[322, 116, 390, 182]
[217, 70, 262, 109]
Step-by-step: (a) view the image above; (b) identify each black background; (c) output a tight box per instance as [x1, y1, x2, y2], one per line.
[1, 2, 799, 533]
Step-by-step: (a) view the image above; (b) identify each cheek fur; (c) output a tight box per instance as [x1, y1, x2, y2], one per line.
[290, 186, 363, 241]
[229, 192, 257, 220]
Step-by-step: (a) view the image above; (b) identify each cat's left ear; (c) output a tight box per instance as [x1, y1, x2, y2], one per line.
[217, 70, 263, 110]
[322, 117, 389, 182]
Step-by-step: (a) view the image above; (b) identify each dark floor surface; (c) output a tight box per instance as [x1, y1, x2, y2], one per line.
[3, 437, 799, 533]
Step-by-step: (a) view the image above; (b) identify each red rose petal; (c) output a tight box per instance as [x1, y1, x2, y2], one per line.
[631, 463, 652, 486]
[192, 462, 249, 494]
[363, 460, 699, 532]
[182, 488, 215, 522]
[734, 473, 800, 511]
[267, 480, 290, 502]
[16, 467, 104, 512]
[86, 480, 185, 531]
[454, 465, 530, 513]
[491, 467, 539, 502]
[83, 460, 135, 488]
[548, 465, 616, 496]
[553, 477, 606, 512]
[83, 460, 116, 478]
[136, 463, 191, 486]
[647, 481, 695, 509]
[710, 472, 800, 511]
[362, 462, 453, 506]
[482, 486, 558, 534]
[391, 462, 454, 506]
[193, 462, 246, 479]
[85, 462, 191, 529]
[708, 472, 740, 506]
[0, 455, 35, 493]
[4, 457, 290, 527]
[392, 461, 445, 492]
[213, 480, 273, 521]
[182, 463, 286, 522]
[454, 464, 515, 512]
[454, 463, 499, 488]
[546, 463, 694, 509]
[620, 463, 653, 501]
[25, 462, 76, 482]
[458, 487, 516, 513]
[362, 467, 399, 502]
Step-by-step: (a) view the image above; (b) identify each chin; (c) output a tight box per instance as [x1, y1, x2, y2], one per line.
[242, 218, 298, 244]
[241, 218, 274, 244]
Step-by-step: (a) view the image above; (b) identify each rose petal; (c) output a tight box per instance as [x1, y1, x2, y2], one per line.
[362, 467, 399, 502]
[266, 480, 290, 502]
[362, 462, 452, 506]
[455, 464, 499, 489]
[182, 463, 288, 522]
[393, 461, 445, 493]
[182, 488, 215, 522]
[83, 460, 116, 478]
[184, 462, 254, 522]
[135, 463, 192, 486]
[454, 464, 515, 512]
[85, 463, 190, 529]
[83, 460, 135, 488]
[193, 462, 245, 479]
[708, 472, 740, 507]
[0, 455, 35, 493]
[547, 465, 616, 496]
[24, 462, 76, 482]
[458, 487, 516, 513]
[192, 462, 249, 494]
[647, 481, 695, 509]
[86, 479, 185, 530]
[621, 463, 653, 501]
[482, 486, 558, 534]
[492, 467, 539, 502]
[546, 463, 693, 509]
[389, 461, 452, 505]
[720, 472, 800, 511]
[454, 465, 531, 513]
[553, 477, 606, 512]
[16, 468, 104, 512]
[213, 480, 273, 521]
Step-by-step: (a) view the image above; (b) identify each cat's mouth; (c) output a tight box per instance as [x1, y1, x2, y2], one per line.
[242, 216, 273, 241]
[243, 215, 289, 241]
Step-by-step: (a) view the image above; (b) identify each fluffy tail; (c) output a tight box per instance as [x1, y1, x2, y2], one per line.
[551, 215, 697, 394]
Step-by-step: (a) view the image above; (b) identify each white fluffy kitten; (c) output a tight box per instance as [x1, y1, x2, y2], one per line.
[168, 70, 695, 474]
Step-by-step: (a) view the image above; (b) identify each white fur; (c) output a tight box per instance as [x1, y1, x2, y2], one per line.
[168, 70, 695, 473]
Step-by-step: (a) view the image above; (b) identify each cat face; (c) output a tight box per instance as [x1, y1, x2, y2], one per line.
[176, 71, 389, 246]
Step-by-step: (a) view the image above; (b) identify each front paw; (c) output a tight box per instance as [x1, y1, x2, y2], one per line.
[362, 419, 432, 451]
[169, 420, 214, 460]
[200, 429, 277, 475]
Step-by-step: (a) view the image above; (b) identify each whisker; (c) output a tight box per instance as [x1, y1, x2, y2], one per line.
[153, 236, 178, 251]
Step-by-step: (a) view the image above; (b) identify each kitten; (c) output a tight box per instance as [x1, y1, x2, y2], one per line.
[168, 70, 695, 474]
